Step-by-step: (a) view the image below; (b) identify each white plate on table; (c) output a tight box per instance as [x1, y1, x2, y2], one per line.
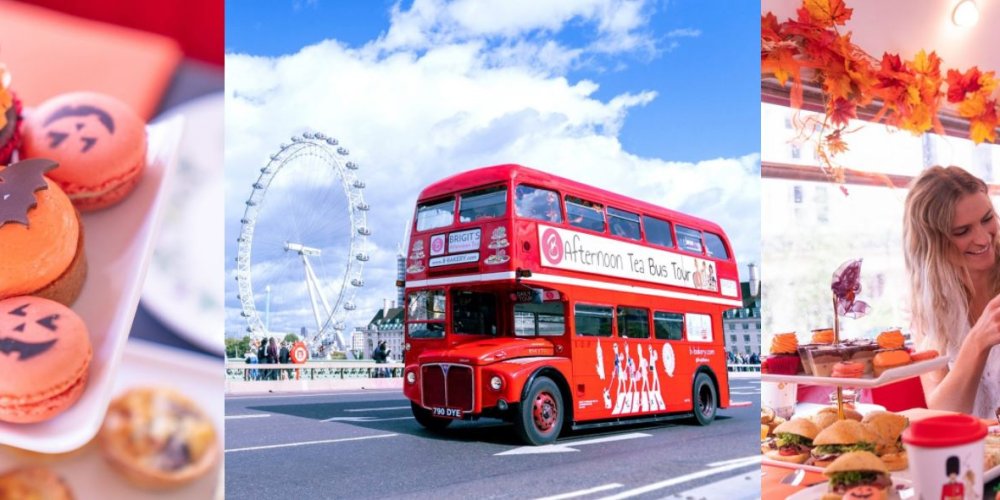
[0, 117, 182, 453]
[787, 478, 913, 499]
[762, 356, 949, 388]
[141, 93, 224, 353]
[0, 340, 223, 499]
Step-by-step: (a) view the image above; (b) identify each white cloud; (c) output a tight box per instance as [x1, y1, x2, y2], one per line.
[225, 1, 759, 341]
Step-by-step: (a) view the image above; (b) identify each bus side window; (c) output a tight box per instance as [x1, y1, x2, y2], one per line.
[514, 302, 565, 336]
[703, 232, 730, 259]
[573, 304, 612, 337]
[566, 196, 605, 233]
[514, 185, 562, 223]
[616, 307, 649, 339]
[675, 224, 704, 254]
[653, 311, 684, 340]
[643, 215, 673, 248]
[607, 207, 641, 240]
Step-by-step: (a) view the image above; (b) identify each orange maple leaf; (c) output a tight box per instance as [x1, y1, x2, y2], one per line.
[802, 0, 853, 28]
[946, 67, 982, 103]
[828, 97, 857, 127]
[763, 46, 802, 87]
[969, 105, 998, 143]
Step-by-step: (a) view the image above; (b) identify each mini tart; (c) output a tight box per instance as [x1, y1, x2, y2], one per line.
[770, 332, 799, 354]
[100, 387, 219, 490]
[876, 329, 905, 350]
[811, 328, 834, 344]
[872, 349, 912, 377]
[0, 161, 86, 306]
[0, 297, 92, 424]
[0, 466, 73, 499]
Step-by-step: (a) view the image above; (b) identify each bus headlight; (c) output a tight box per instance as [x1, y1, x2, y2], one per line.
[490, 376, 503, 391]
[406, 372, 416, 384]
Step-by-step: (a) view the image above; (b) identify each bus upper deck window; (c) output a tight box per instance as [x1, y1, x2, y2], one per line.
[643, 216, 673, 248]
[416, 198, 455, 231]
[459, 186, 507, 223]
[515, 185, 562, 223]
[703, 232, 730, 259]
[675, 225, 704, 254]
[607, 207, 640, 240]
[566, 196, 605, 232]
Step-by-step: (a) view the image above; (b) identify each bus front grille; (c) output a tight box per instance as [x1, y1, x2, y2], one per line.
[421, 364, 474, 412]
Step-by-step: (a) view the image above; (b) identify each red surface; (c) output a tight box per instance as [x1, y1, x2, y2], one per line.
[870, 376, 927, 411]
[16, 0, 222, 66]
[902, 414, 988, 447]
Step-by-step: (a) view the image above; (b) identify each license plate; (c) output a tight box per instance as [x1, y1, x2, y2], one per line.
[431, 407, 463, 419]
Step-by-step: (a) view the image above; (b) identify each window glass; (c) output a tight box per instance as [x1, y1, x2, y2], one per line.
[452, 290, 498, 335]
[607, 207, 641, 240]
[459, 186, 507, 222]
[515, 185, 562, 223]
[406, 290, 446, 338]
[565, 196, 605, 232]
[574, 304, 612, 337]
[675, 225, 704, 253]
[643, 216, 673, 248]
[704, 232, 730, 259]
[514, 302, 565, 336]
[653, 311, 684, 340]
[416, 198, 455, 231]
[616, 307, 649, 339]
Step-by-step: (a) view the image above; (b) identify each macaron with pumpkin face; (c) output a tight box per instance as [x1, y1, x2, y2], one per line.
[0, 158, 87, 306]
[21, 91, 146, 211]
[0, 296, 92, 423]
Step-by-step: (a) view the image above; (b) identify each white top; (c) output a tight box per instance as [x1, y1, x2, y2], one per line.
[947, 333, 1000, 419]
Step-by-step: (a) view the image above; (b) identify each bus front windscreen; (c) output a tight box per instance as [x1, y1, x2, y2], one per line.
[416, 198, 455, 231]
[452, 290, 498, 335]
[407, 290, 446, 338]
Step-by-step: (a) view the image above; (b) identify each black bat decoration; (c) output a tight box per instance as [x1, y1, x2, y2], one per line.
[0, 158, 58, 228]
[0, 337, 58, 361]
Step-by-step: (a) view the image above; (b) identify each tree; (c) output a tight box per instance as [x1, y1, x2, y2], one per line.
[225, 336, 253, 359]
[283, 333, 300, 344]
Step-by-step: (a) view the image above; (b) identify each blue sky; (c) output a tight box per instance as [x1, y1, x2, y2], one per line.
[225, 0, 760, 162]
[224, 0, 761, 341]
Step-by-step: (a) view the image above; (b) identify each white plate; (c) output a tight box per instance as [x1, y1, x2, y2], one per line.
[787, 478, 913, 500]
[141, 93, 224, 353]
[762, 356, 949, 388]
[0, 117, 182, 453]
[0, 340, 223, 499]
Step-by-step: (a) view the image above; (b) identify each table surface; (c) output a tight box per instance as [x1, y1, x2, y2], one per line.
[762, 464, 1000, 499]
[130, 58, 222, 359]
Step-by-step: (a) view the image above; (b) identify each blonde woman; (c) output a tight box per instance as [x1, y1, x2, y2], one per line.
[903, 165, 1000, 418]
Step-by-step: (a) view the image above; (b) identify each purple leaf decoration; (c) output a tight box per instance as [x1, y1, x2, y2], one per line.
[0, 159, 58, 228]
[831, 258, 870, 319]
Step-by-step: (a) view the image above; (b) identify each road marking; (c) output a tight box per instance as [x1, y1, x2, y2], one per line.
[324, 416, 414, 422]
[495, 432, 651, 456]
[708, 455, 764, 467]
[535, 483, 623, 500]
[225, 414, 271, 419]
[727, 401, 753, 408]
[729, 390, 761, 395]
[344, 406, 410, 412]
[596, 455, 762, 499]
[669, 470, 761, 500]
[225, 433, 398, 453]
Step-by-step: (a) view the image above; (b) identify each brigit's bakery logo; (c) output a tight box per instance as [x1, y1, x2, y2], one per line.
[541, 228, 563, 264]
[430, 234, 446, 256]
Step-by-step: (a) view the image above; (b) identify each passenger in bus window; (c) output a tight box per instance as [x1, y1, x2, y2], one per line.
[903, 165, 1000, 419]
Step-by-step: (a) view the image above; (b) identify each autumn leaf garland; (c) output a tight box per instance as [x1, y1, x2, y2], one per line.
[763, 0, 1000, 185]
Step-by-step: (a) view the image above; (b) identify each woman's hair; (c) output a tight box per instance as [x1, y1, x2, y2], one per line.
[903, 165, 1000, 353]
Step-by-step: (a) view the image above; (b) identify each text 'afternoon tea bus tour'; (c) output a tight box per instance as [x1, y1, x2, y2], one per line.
[400, 164, 742, 445]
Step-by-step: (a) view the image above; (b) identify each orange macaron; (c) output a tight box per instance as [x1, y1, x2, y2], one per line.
[831, 361, 865, 378]
[0, 159, 87, 306]
[0, 296, 91, 423]
[21, 91, 146, 211]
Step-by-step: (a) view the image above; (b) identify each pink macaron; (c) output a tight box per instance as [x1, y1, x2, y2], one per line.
[21, 91, 146, 211]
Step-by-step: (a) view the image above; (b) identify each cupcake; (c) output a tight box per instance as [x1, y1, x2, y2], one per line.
[100, 387, 219, 489]
[764, 332, 801, 375]
[811, 328, 834, 344]
[0, 63, 22, 164]
[21, 91, 147, 211]
[0, 159, 87, 306]
[876, 329, 905, 350]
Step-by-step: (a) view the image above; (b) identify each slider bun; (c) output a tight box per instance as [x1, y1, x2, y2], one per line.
[816, 406, 863, 421]
[814, 420, 877, 446]
[773, 418, 820, 440]
[823, 451, 889, 475]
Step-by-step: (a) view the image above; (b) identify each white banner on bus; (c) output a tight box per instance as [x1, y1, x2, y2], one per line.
[537, 225, 723, 294]
[429, 252, 480, 267]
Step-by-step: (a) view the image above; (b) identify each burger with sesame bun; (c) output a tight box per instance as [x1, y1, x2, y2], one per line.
[822, 451, 892, 498]
[810, 420, 879, 467]
[761, 418, 820, 464]
[861, 411, 909, 471]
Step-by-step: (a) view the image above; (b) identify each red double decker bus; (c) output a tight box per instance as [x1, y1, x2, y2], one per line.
[400, 164, 742, 445]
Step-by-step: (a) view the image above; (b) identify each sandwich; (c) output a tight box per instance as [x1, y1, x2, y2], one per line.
[811, 406, 863, 430]
[861, 411, 909, 471]
[762, 418, 820, 464]
[823, 451, 891, 499]
[811, 420, 878, 467]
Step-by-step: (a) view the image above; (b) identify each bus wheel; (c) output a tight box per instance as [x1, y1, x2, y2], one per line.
[692, 372, 717, 426]
[411, 402, 452, 431]
[514, 377, 563, 445]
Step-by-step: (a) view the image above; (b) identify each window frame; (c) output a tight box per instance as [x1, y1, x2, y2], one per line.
[573, 303, 614, 337]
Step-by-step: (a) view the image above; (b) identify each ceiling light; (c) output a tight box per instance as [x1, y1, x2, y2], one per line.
[952, 0, 979, 27]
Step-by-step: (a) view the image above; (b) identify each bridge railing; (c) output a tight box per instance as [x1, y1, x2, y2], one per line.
[225, 360, 406, 381]
[727, 363, 761, 373]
